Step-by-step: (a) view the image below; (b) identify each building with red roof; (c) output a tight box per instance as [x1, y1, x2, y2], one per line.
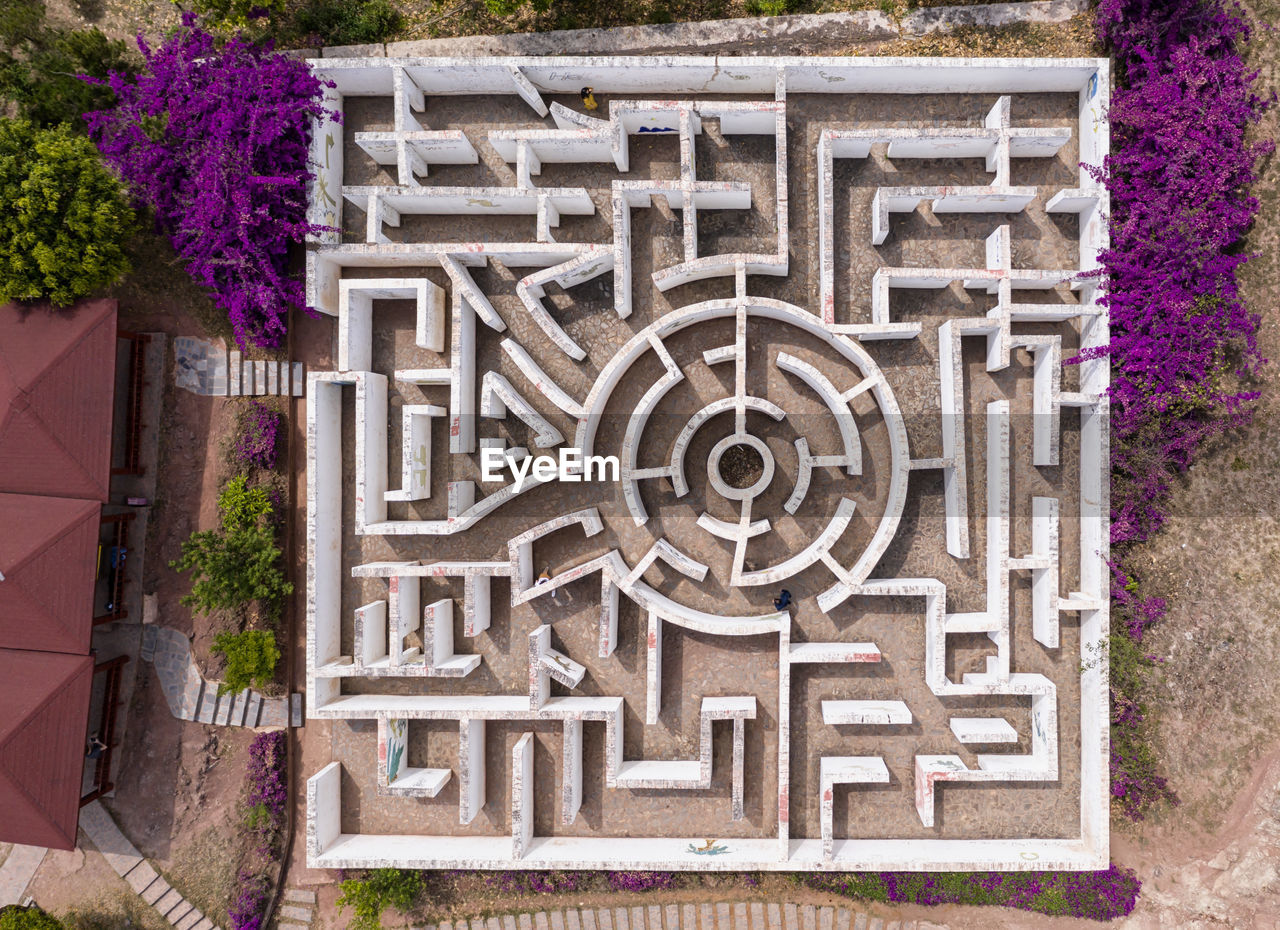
[0, 299, 142, 850]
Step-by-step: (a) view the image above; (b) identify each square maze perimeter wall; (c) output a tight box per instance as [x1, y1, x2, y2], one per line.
[303, 56, 1111, 873]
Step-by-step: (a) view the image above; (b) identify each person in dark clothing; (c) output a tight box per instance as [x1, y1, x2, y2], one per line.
[773, 589, 792, 610]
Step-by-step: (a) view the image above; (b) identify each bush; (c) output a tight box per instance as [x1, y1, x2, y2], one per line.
[212, 630, 280, 693]
[176, 0, 287, 32]
[232, 401, 285, 471]
[745, 0, 792, 15]
[0, 907, 64, 930]
[802, 866, 1141, 921]
[337, 869, 425, 930]
[289, 0, 404, 47]
[171, 474, 290, 616]
[230, 732, 288, 930]
[86, 16, 337, 349]
[0, 119, 135, 305]
[218, 475, 276, 533]
[227, 868, 270, 930]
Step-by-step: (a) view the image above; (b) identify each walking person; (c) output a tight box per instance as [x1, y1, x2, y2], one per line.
[773, 588, 792, 611]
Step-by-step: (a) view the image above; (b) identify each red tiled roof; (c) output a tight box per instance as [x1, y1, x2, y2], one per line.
[0, 648, 94, 850]
[0, 299, 121, 849]
[0, 300, 118, 502]
[0, 493, 102, 656]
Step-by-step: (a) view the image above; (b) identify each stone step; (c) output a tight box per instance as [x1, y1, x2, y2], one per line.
[194, 686, 217, 724]
[246, 692, 263, 727]
[290, 692, 304, 727]
[140, 876, 170, 905]
[279, 904, 314, 922]
[180, 671, 204, 721]
[174, 909, 204, 930]
[153, 887, 185, 917]
[284, 887, 317, 905]
[228, 349, 242, 395]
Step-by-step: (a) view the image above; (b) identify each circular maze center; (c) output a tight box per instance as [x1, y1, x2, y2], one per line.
[719, 442, 765, 490]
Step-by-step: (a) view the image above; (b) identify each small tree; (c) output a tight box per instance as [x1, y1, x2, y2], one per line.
[171, 522, 292, 615]
[211, 629, 280, 692]
[0, 120, 135, 305]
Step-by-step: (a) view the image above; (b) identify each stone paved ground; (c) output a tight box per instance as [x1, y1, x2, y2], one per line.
[415, 902, 941, 930]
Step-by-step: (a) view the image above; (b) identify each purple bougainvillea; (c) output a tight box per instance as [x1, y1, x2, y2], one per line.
[230, 731, 287, 930]
[229, 868, 270, 930]
[605, 871, 680, 892]
[246, 729, 287, 849]
[1086, 0, 1271, 818]
[486, 871, 591, 894]
[84, 15, 337, 349]
[234, 400, 285, 471]
[804, 865, 1141, 921]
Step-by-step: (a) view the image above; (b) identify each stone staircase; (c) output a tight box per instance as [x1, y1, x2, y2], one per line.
[276, 888, 317, 929]
[143, 624, 301, 729]
[173, 336, 303, 398]
[79, 801, 218, 930]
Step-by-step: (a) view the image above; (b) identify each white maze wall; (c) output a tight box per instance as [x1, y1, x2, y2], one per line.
[305, 56, 1111, 872]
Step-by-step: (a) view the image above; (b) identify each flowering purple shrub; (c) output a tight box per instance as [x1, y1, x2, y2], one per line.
[84, 16, 337, 349]
[229, 731, 287, 930]
[228, 868, 270, 930]
[1085, 0, 1271, 818]
[234, 400, 285, 471]
[605, 871, 680, 892]
[245, 729, 287, 852]
[1087, 0, 1270, 549]
[486, 871, 593, 894]
[803, 865, 1140, 921]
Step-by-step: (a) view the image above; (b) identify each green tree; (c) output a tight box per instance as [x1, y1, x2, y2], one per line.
[211, 629, 280, 692]
[0, 119, 135, 305]
[336, 870, 425, 930]
[170, 522, 292, 616]
[0, 0, 137, 129]
[0, 906, 64, 930]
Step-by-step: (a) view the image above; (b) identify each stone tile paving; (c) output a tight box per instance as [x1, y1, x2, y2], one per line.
[0, 843, 46, 907]
[413, 905, 941, 930]
[173, 336, 303, 397]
